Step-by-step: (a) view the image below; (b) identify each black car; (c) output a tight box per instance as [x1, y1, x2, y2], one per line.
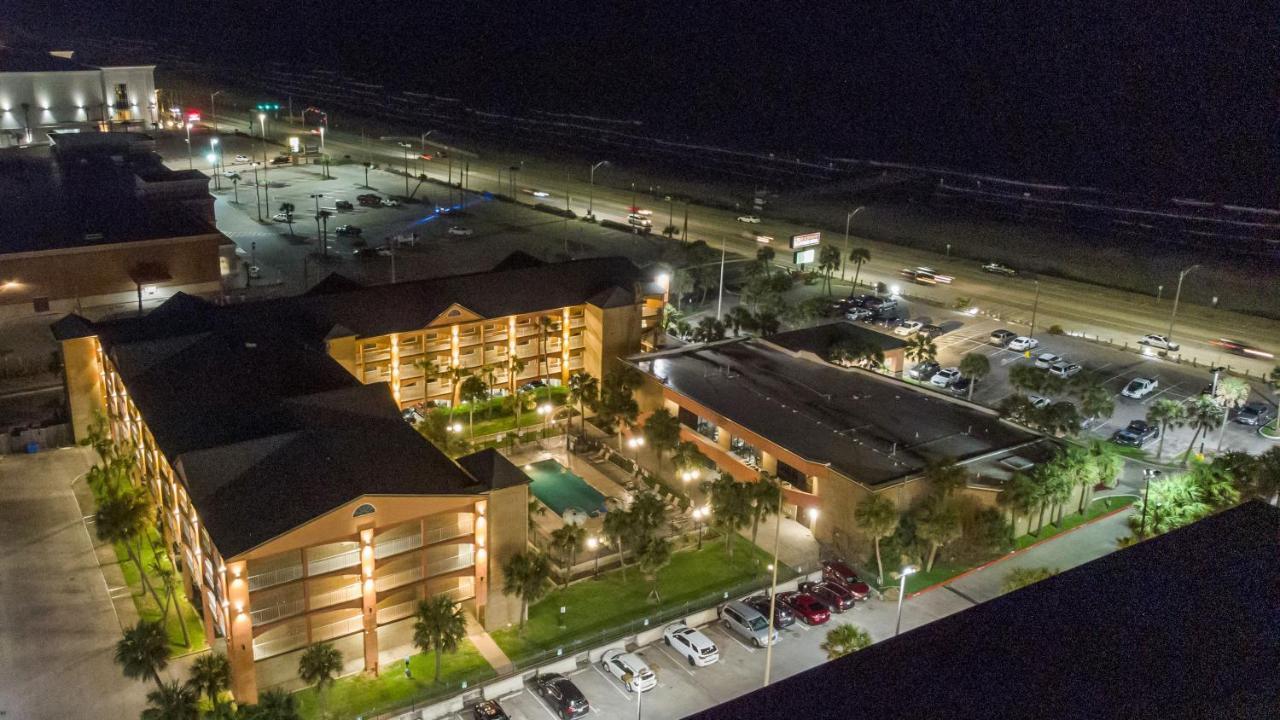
[950, 376, 973, 396]
[919, 324, 943, 339]
[472, 700, 510, 720]
[744, 594, 795, 629]
[334, 199, 354, 211]
[799, 580, 855, 613]
[1111, 420, 1159, 447]
[335, 225, 362, 236]
[270, 154, 291, 165]
[909, 361, 941, 381]
[534, 673, 590, 718]
[1235, 403, 1275, 427]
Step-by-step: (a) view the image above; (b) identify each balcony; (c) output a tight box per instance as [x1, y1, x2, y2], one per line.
[253, 632, 306, 660]
[425, 516, 474, 545]
[427, 547, 474, 577]
[568, 334, 585, 349]
[515, 325, 539, 338]
[426, 340, 451, 353]
[568, 356, 585, 370]
[545, 341, 563, 354]
[569, 316, 586, 329]
[247, 562, 304, 592]
[374, 533, 423, 560]
[306, 546, 360, 576]
[362, 368, 391, 384]
[308, 582, 361, 611]
[375, 566, 423, 593]
[250, 597, 306, 626]
[312, 615, 364, 643]
[376, 598, 419, 625]
[362, 349, 391, 363]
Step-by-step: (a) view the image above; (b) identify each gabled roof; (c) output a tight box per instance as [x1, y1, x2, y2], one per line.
[489, 251, 546, 272]
[457, 448, 531, 491]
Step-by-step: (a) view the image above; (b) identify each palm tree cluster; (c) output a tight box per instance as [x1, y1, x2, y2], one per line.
[593, 367, 643, 449]
[412, 595, 468, 683]
[1128, 448, 1279, 539]
[700, 472, 782, 561]
[820, 623, 872, 660]
[998, 443, 1123, 536]
[827, 337, 884, 370]
[1001, 365, 1119, 436]
[597, 490, 672, 600]
[502, 550, 552, 630]
[642, 408, 683, 474]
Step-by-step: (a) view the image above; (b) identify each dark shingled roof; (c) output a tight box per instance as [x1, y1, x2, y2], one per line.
[457, 448, 531, 492]
[689, 501, 1280, 720]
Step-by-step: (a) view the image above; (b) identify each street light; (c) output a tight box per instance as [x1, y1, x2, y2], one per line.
[587, 160, 609, 217]
[1028, 279, 1041, 339]
[894, 565, 918, 636]
[210, 90, 223, 134]
[691, 507, 706, 550]
[587, 536, 600, 577]
[258, 112, 266, 139]
[184, 121, 193, 169]
[1139, 469, 1162, 537]
[627, 435, 645, 462]
[206, 152, 219, 190]
[1166, 264, 1200, 345]
[841, 206, 864, 280]
[538, 403, 554, 440]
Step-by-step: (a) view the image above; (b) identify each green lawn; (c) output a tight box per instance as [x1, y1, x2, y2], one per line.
[900, 560, 973, 595]
[294, 639, 495, 720]
[491, 537, 790, 663]
[1012, 495, 1135, 551]
[448, 388, 574, 438]
[111, 526, 208, 654]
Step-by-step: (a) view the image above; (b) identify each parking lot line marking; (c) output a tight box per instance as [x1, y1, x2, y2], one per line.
[712, 621, 758, 652]
[526, 689, 565, 720]
[592, 663, 633, 700]
[655, 643, 698, 677]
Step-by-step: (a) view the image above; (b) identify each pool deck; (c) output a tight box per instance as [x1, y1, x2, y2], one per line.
[504, 437, 629, 538]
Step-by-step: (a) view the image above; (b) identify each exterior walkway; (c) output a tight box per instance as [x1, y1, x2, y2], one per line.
[465, 614, 513, 676]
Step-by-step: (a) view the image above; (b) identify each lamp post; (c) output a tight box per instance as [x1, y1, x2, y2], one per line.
[258, 112, 267, 141]
[587, 536, 600, 577]
[1166, 264, 1200, 345]
[210, 90, 222, 134]
[251, 162, 263, 221]
[691, 507, 705, 550]
[762, 481, 786, 687]
[894, 564, 918, 636]
[310, 193, 324, 254]
[1139, 469, 1161, 537]
[588, 160, 609, 217]
[841, 206, 864, 280]
[398, 142, 412, 196]
[211, 136, 223, 181]
[184, 121, 193, 169]
[715, 234, 727, 320]
[1028, 280, 1041, 340]
[627, 435, 645, 463]
[420, 130, 434, 176]
[207, 152, 219, 190]
[538, 403, 553, 441]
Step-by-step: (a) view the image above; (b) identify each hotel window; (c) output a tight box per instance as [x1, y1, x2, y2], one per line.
[694, 416, 717, 441]
[776, 461, 810, 493]
[730, 437, 762, 468]
[113, 83, 129, 110]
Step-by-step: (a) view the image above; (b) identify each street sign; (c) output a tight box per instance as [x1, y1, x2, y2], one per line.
[794, 248, 816, 265]
[790, 232, 821, 249]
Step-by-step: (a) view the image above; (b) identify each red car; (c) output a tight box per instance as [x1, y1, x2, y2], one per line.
[800, 581, 856, 613]
[822, 560, 872, 601]
[777, 591, 830, 626]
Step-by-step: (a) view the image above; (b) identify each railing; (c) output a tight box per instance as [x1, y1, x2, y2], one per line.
[306, 548, 360, 576]
[487, 331, 509, 342]
[375, 566, 423, 593]
[253, 632, 306, 660]
[376, 599, 419, 625]
[250, 597, 305, 626]
[425, 517, 473, 545]
[569, 317, 586, 329]
[568, 357, 585, 370]
[515, 346, 538, 358]
[568, 335, 585, 349]
[363, 349, 391, 363]
[546, 341, 563, 353]
[308, 582, 362, 610]
[375, 533, 423, 560]
[516, 325, 539, 338]
[312, 615, 364, 643]
[426, 548, 474, 577]
[363, 369, 391, 383]
[426, 341, 451, 353]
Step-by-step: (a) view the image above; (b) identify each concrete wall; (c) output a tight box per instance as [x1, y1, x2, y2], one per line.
[483, 483, 528, 631]
[0, 65, 156, 133]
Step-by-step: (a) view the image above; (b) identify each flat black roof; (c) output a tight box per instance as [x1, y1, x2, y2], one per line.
[690, 501, 1280, 720]
[630, 339, 1034, 485]
[765, 320, 907, 357]
[0, 49, 95, 73]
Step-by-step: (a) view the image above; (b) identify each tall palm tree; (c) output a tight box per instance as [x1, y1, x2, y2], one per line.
[1247, 446, 1280, 505]
[297, 642, 343, 710]
[725, 305, 754, 337]
[188, 652, 232, 708]
[448, 365, 470, 407]
[853, 494, 898, 584]
[96, 487, 166, 614]
[818, 245, 842, 295]
[141, 679, 200, 720]
[1182, 395, 1224, 465]
[501, 551, 551, 630]
[748, 473, 781, 546]
[756, 245, 775, 277]
[924, 459, 969, 498]
[1082, 440, 1123, 511]
[1213, 377, 1251, 451]
[1075, 379, 1115, 421]
[903, 335, 937, 366]
[567, 372, 599, 436]
[115, 620, 170, 689]
[636, 535, 673, 602]
[548, 524, 586, 587]
[998, 471, 1040, 536]
[1146, 398, 1187, 461]
[413, 595, 468, 682]
[482, 365, 500, 418]
[460, 374, 489, 438]
[820, 623, 871, 660]
[847, 247, 871, 290]
[538, 315, 558, 393]
[705, 473, 752, 560]
[642, 408, 682, 474]
[915, 499, 961, 571]
[278, 202, 296, 237]
[602, 509, 634, 578]
[149, 551, 190, 648]
[958, 352, 990, 400]
[248, 688, 301, 720]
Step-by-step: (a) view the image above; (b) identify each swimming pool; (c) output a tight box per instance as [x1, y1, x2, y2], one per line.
[525, 459, 607, 518]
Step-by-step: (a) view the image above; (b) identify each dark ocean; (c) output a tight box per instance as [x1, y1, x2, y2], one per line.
[10, 0, 1279, 204]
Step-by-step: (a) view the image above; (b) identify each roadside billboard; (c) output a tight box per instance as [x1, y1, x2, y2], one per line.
[790, 232, 821, 249]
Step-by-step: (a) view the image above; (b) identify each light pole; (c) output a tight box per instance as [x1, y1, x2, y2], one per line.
[1028, 280, 1041, 339]
[841, 206, 864, 280]
[587, 536, 600, 577]
[715, 235, 727, 320]
[1166, 264, 1200, 345]
[310, 193, 324, 254]
[206, 152, 219, 190]
[184, 121, 193, 169]
[420, 130, 434, 176]
[1139, 469, 1161, 537]
[894, 564, 918, 636]
[761, 480, 786, 687]
[666, 195, 674, 232]
[627, 435, 645, 464]
[538, 403, 553, 441]
[398, 142, 412, 196]
[210, 90, 222, 134]
[588, 160, 609, 217]
[258, 112, 267, 141]
[251, 162, 263, 221]
[691, 507, 705, 550]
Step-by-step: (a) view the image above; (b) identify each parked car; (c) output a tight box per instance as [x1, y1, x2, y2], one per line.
[1034, 353, 1062, 369]
[1139, 334, 1180, 352]
[863, 296, 897, 312]
[1028, 394, 1052, 409]
[737, 215, 762, 223]
[821, 560, 872, 600]
[448, 225, 474, 237]
[353, 247, 381, 259]
[1121, 377, 1159, 399]
[743, 594, 794, 629]
[982, 261, 1017, 276]
[234, 154, 250, 163]
[950, 376, 973, 396]
[472, 700, 510, 720]
[894, 320, 923, 337]
[519, 380, 547, 393]
[777, 591, 830, 626]
[1049, 361, 1082, 379]
[799, 581, 855, 613]
[272, 211, 292, 222]
[909, 361, 941, 381]
[357, 193, 382, 206]
[718, 600, 778, 647]
[1008, 336, 1040, 352]
[270, 154, 291, 165]
[1235, 403, 1275, 426]
[534, 673, 590, 718]
[920, 324, 943, 339]
[930, 368, 962, 388]
[1112, 420, 1160, 447]
[334, 199, 353, 211]
[335, 225, 362, 236]
[663, 622, 719, 667]
[989, 329, 1017, 347]
[600, 649, 656, 692]
[381, 197, 401, 207]
[845, 308, 872, 321]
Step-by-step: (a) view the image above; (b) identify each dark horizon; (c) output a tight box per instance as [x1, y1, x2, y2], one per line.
[8, 1, 1278, 204]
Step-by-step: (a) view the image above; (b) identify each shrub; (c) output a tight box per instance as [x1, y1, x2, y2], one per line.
[1048, 324, 1065, 335]
[952, 296, 972, 310]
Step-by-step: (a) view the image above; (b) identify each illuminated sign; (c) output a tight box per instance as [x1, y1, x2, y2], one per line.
[289, 137, 301, 152]
[790, 232, 821, 249]
[794, 249, 816, 265]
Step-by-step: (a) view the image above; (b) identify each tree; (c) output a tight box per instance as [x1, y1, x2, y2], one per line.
[413, 595, 468, 682]
[903, 335, 937, 366]
[241, 688, 301, 720]
[748, 473, 781, 545]
[692, 316, 727, 343]
[415, 409, 469, 456]
[1001, 567, 1058, 594]
[820, 623, 872, 660]
[297, 642, 343, 706]
[1131, 472, 1211, 537]
[596, 369, 642, 448]
[1181, 395, 1224, 465]
[725, 305, 754, 337]
[1082, 440, 1123, 511]
[752, 310, 781, 335]
[958, 353, 990, 400]
[628, 491, 669, 547]
[96, 486, 166, 612]
[115, 620, 170, 689]
[705, 473, 753, 559]
[755, 245, 775, 276]
[527, 498, 546, 534]
[502, 551, 551, 630]
[828, 337, 883, 370]
[818, 245, 842, 295]
[188, 652, 232, 708]
[847, 247, 871, 289]
[150, 549, 190, 648]
[459, 374, 489, 438]
[924, 460, 969, 498]
[538, 315, 559, 391]
[1008, 365, 1059, 396]
[602, 509, 634, 578]
[1245, 446, 1280, 505]
[1036, 401, 1083, 437]
[1075, 379, 1115, 421]
[141, 679, 200, 720]
[567, 371, 599, 436]
[998, 471, 1040, 535]
[278, 202, 296, 236]
[1146, 398, 1187, 461]
[671, 440, 709, 479]
[642, 408, 682, 474]
[853, 494, 899, 584]
[548, 524, 587, 587]
[1213, 377, 1251, 451]
[636, 535, 673, 601]
[915, 499, 962, 571]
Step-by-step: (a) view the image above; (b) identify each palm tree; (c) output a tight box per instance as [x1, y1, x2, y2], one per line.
[1182, 395, 1224, 465]
[415, 357, 442, 401]
[915, 499, 961, 571]
[297, 642, 343, 702]
[538, 315, 558, 392]
[96, 488, 166, 617]
[115, 620, 170, 689]
[502, 551, 551, 630]
[413, 594, 468, 682]
[924, 459, 969, 498]
[527, 497, 546, 534]
[602, 509, 634, 578]
[188, 652, 232, 708]
[1247, 446, 1280, 505]
[1082, 441, 1122, 511]
[448, 365, 471, 408]
[903, 335, 937, 366]
[460, 374, 489, 438]
[958, 352, 990, 400]
[1001, 567, 1058, 594]
[642, 408, 682, 474]
[567, 371, 599, 436]
[278, 202, 296, 236]
[748, 473, 781, 545]
[692, 316, 726, 343]
[820, 623, 872, 660]
[1213, 377, 1251, 451]
[705, 473, 752, 559]
[725, 305, 754, 337]
[141, 679, 200, 720]
[847, 247, 871, 289]
[671, 441, 708, 480]
[246, 688, 301, 720]
[1147, 398, 1187, 461]
[628, 491, 669, 546]
[548, 524, 587, 586]
[636, 536, 673, 602]
[998, 471, 1040, 536]
[482, 365, 500, 418]
[1075, 379, 1115, 421]
[756, 246, 775, 276]
[818, 245, 842, 295]
[853, 494, 898, 584]
[150, 550, 190, 648]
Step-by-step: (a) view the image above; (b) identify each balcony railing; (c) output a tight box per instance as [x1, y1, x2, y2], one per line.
[426, 340, 451, 353]
[376, 599, 418, 625]
[309, 582, 362, 611]
[427, 548, 474, 577]
[375, 566, 423, 593]
[568, 334, 585, 349]
[250, 597, 305, 626]
[363, 349, 391, 363]
[568, 356, 585, 370]
[569, 316, 586, 329]
[374, 533, 423, 560]
[253, 632, 306, 660]
[312, 615, 364, 643]
[307, 548, 360, 576]
[425, 517, 474, 545]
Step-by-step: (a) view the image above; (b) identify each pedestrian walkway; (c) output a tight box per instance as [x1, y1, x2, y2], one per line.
[466, 614, 513, 675]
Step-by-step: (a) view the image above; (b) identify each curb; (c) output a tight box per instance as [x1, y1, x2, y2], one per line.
[906, 499, 1136, 599]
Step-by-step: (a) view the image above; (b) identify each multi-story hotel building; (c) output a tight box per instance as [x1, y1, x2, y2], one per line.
[51, 254, 664, 702]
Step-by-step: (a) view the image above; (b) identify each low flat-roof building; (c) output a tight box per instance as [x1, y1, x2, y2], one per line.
[764, 320, 908, 374]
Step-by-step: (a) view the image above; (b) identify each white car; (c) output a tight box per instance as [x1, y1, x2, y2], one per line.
[1139, 334, 1180, 351]
[1027, 394, 1052, 409]
[663, 622, 719, 667]
[894, 320, 923, 337]
[234, 154, 250, 164]
[1034, 352, 1062, 369]
[930, 368, 961, 387]
[736, 215, 762, 224]
[531, 190, 551, 198]
[380, 198, 400, 207]
[1008, 336, 1040, 352]
[1121, 377, 1159, 399]
[600, 649, 657, 692]
[1049, 361, 1082, 379]
[272, 211, 292, 222]
[845, 308, 872, 321]
[447, 226, 473, 237]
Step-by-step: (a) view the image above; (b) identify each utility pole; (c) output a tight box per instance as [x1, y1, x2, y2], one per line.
[1028, 280, 1041, 339]
[1166, 264, 1200, 344]
[682, 204, 689, 245]
[311, 194, 325, 256]
[841, 207, 863, 280]
[252, 163, 262, 221]
[716, 235, 727, 320]
[210, 90, 223, 134]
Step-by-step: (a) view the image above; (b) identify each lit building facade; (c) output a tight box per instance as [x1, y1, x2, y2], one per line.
[0, 49, 156, 144]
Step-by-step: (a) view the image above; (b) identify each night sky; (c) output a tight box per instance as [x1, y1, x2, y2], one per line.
[8, 1, 1278, 203]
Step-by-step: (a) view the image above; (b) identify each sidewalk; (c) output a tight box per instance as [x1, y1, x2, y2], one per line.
[465, 614, 513, 676]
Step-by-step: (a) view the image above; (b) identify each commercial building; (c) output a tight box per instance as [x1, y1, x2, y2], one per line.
[51, 254, 663, 701]
[0, 47, 156, 144]
[765, 321, 908, 374]
[692, 501, 1280, 720]
[0, 132, 234, 319]
[628, 337, 1049, 547]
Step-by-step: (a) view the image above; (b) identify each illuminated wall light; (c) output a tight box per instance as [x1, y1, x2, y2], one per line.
[476, 548, 487, 563]
[233, 601, 243, 612]
[363, 578, 374, 592]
